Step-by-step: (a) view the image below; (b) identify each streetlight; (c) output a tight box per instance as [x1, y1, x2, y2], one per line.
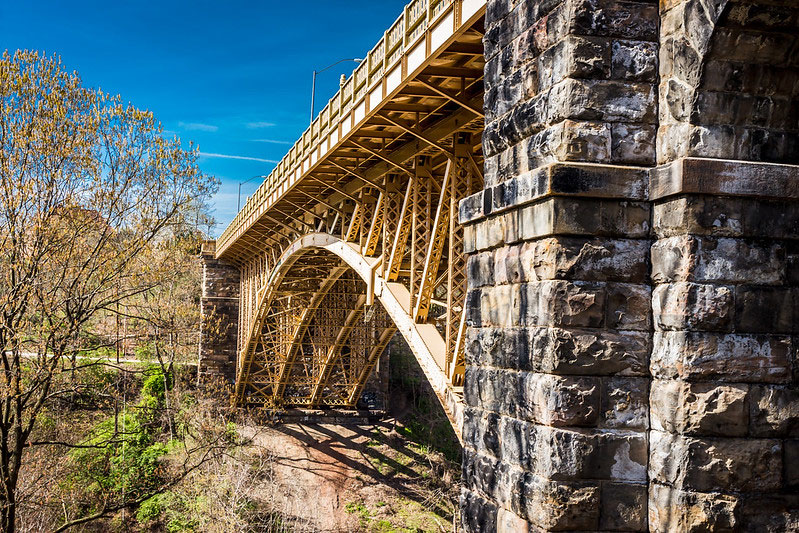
[310, 58, 363, 125]
[238, 175, 269, 211]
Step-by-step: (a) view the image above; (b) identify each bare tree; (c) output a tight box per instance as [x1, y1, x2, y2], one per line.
[0, 50, 218, 532]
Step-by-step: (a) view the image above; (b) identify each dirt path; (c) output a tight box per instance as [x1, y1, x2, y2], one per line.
[238, 422, 458, 533]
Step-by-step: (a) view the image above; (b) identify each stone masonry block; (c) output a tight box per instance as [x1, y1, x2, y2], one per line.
[467, 251, 495, 288]
[651, 331, 792, 383]
[611, 123, 657, 165]
[465, 327, 530, 370]
[749, 385, 799, 437]
[651, 235, 787, 285]
[464, 366, 481, 408]
[653, 196, 799, 240]
[735, 286, 796, 334]
[462, 406, 480, 450]
[532, 326, 650, 376]
[517, 198, 650, 242]
[785, 439, 799, 489]
[494, 462, 527, 519]
[479, 284, 523, 327]
[503, 209, 521, 244]
[532, 426, 648, 483]
[475, 411, 502, 458]
[519, 373, 601, 427]
[652, 282, 734, 332]
[524, 280, 606, 327]
[488, 160, 650, 211]
[605, 282, 652, 331]
[611, 39, 658, 82]
[536, 36, 611, 91]
[737, 494, 799, 532]
[649, 431, 783, 492]
[601, 377, 650, 430]
[475, 213, 508, 251]
[466, 367, 524, 417]
[520, 237, 650, 283]
[650, 380, 750, 437]
[551, 120, 613, 163]
[549, 78, 657, 124]
[788, 241, 799, 284]
[498, 416, 534, 469]
[474, 451, 501, 497]
[648, 483, 739, 533]
[570, 0, 658, 41]
[461, 488, 500, 533]
[497, 507, 531, 533]
[485, 62, 540, 122]
[465, 289, 482, 327]
[492, 245, 515, 285]
[522, 474, 600, 531]
[600, 482, 648, 532]
[464, 223, 477, 254]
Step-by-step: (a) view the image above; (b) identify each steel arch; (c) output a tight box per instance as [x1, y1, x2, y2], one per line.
[235, 233, 464, 439]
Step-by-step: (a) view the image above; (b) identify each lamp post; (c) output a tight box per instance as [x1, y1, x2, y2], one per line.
[310, 58, 363, 125]
[238, 175, 269, 211]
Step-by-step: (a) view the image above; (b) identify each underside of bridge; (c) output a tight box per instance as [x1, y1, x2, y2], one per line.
[201, 0, 488, 438]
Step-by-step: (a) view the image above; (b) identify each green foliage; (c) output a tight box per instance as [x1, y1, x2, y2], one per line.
[136, 493, 166, 523]
[142, 365, 173, 401]
[134, 343, 154, 361]
[346, 499, 447, 533]
[345, 501, 372, 528]
[136, 491, 202, 532]
[65, 366, 176, 511]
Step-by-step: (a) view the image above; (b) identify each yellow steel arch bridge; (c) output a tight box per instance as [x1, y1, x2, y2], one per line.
[214, 0, 487, 439]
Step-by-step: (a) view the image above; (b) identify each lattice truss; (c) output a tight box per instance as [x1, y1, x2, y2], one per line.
[238, 253, 395, 407]
[227, 21, 485, 408]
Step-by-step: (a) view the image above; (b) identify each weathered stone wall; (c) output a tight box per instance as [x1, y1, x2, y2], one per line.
[658, 0, 799, 164]
[460, 0, 799, 531]
[198, 241, 240, 382]
[648, 161, 799, 531]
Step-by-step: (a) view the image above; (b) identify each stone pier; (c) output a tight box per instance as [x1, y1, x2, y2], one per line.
[198, 241, 240, 382]
[459, 0, 798, 531]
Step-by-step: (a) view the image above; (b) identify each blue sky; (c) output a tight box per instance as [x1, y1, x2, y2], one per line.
[1, 0, 407, 234]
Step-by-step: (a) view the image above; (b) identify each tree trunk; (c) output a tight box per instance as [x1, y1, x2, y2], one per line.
[2, 492, 17, 533]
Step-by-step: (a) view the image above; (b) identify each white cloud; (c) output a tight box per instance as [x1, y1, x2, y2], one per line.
[178, 121, 219, 132]
[246, 121, 276, 129]
[250, 138, 292, 145]
[198, 152, 279, 164]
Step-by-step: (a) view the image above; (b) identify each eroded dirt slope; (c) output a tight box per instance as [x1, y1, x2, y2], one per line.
[238, 421, 459, 533]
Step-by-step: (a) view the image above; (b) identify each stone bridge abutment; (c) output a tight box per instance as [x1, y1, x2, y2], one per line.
[459, 0, 798, 531]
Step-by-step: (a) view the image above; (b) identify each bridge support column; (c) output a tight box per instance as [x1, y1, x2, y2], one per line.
[461, 1, 657, 529]
[464, 0, 799, 531]
[648, 160, 799, 530]
[198, 241, 240, 383]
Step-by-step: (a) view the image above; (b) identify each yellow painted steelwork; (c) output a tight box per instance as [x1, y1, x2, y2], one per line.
[217, 0, 486, 438]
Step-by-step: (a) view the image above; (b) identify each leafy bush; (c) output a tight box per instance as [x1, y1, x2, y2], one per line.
[64, 366, 176, 512]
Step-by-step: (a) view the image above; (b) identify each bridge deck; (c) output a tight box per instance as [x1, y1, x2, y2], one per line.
[216, 0, 486, 261]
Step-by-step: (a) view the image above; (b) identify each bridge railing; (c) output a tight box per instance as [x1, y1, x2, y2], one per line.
[216, 0, 485, 257]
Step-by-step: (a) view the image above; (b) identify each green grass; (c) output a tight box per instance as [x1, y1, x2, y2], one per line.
[345, 498, 454, 533]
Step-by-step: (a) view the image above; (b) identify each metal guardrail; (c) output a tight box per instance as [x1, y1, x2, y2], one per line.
[216, 0, 485, 257]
